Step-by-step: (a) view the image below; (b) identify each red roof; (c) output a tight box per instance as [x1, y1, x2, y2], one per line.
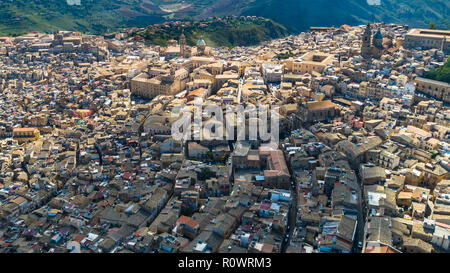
[177, 215, 199, 228]
[365, 245, 398, 253]
[260, 201, 271, 211]
[74, 234, 85, 243]
[267, 150, 289, 176]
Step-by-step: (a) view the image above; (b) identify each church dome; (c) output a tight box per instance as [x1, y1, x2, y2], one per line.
[373, 29, 383, 40]
[197, 36, 206, 47]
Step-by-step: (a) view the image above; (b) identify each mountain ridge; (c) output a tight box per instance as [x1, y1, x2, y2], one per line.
[0, 0, 448, 36]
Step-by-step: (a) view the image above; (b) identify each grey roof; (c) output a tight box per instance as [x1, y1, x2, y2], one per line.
[361, 166, 386, 180]
[367, 216, 392, 245]
[337, 215, 357, 241]
[183, 226, 224, 253]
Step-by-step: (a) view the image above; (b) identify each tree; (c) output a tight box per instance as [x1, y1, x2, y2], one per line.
[181, 206, 195, 217]
[424, 57, 450, 84]
[429, 23, 436, 29]
[198, 167, 215, 181]
[221, 153, 229, 164]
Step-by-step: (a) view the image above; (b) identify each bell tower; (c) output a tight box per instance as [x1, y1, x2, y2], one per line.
[361, 23, 372, 58]
[179, 31, 186, 57]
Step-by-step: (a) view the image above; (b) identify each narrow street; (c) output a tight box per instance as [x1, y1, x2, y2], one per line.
[237, 77, 243, 104]
[281, 179, 298, 252]
[353, 178, 366, 253]
[281, 149, 299, 253]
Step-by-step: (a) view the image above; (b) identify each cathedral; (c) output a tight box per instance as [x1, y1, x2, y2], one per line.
[361, 24, 384, 59]
[179, 32, 187, 57]
[177, 33, 209, 57]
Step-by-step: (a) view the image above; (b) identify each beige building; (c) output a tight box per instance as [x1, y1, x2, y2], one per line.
[405, 162, 449, 189]
[190, 56, 215, 69]
[304, 100, 337, 123]
[404, 29, 450, 52]
[130, 70, 187, 99]
[285, 51, 333, 75]
[414, 77, 450, 103]
[215, 73, 240, 91]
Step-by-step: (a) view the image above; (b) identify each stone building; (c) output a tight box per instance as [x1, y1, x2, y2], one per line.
[361, 24, 384, 59]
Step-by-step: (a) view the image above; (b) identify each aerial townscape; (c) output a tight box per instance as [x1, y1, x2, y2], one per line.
[0, 15, 449, 255]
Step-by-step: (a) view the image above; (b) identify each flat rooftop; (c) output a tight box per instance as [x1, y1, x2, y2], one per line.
[415, 77, 450, 87]
[407, 28, 450, 38]
[299, 51, 334, 64]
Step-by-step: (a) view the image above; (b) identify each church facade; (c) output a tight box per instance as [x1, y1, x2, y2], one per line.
[361, 24, 384, 59]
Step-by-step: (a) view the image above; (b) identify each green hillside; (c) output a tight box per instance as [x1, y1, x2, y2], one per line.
[139, 17, 289, 48]
[240, 0, 450, 32]
[424, 58, 450, 84]
[0, 0, 449, 36]
[0, 0, 166, 36]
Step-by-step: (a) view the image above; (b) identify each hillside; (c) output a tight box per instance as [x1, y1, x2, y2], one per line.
[239, 0, 450, 32]
[424, 58, 450, 84]
[139, 17, 289, 48]
[0, 0, 449, 36]
[0, 0, 167, 35]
